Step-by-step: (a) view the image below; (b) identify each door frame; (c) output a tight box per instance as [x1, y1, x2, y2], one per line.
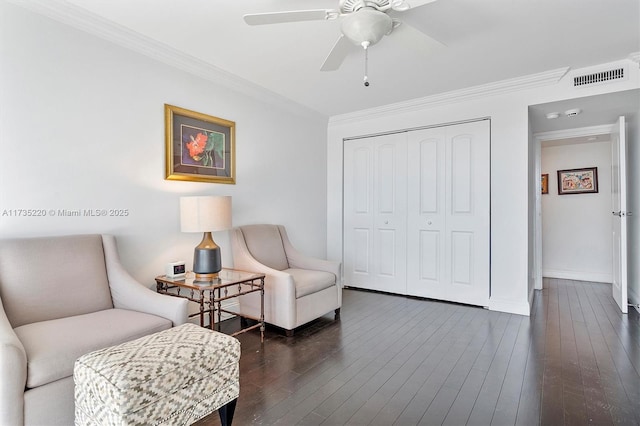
[533, 124, 615, 291]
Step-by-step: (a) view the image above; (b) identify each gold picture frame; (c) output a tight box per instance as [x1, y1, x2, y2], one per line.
[165, 104, 235, 184]
[541, 174, 549, 194]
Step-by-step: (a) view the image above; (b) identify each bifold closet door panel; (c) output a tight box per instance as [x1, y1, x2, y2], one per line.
[406, 127, 447, 297]
[343, 133, 408, 294]
[406, 120, 490, 306]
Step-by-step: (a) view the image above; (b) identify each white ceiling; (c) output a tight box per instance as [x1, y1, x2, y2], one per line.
[17, 0, 640, 117]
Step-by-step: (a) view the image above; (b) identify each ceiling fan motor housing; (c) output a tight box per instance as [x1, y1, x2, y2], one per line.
[339, 0, 391, 13]
[341, 7, 393, 47]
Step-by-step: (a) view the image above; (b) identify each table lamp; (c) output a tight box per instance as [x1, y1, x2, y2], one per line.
[180, 195, 232, 281]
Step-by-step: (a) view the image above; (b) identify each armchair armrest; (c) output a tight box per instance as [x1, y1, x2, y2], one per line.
[279, 226, 342, 286]
[0, 297, 26, 426]
[102, 235, 189, 326]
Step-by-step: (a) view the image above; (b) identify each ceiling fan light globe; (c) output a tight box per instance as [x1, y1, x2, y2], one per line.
[341, 8, 393, 46]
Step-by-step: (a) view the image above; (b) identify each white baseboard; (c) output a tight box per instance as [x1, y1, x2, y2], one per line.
[489, 297, 531, 316]
[543, 269, 612, 284]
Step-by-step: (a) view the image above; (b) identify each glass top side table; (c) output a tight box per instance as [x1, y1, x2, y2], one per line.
[155, 268, 265, 342]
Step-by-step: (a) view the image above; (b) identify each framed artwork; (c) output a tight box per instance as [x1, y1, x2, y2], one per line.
[557, 167, 598, 195]
[541, 174, 549, 194]
[165, 104, 235, 184]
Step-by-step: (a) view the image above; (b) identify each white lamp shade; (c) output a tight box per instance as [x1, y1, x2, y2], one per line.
[180, 196, 232, 233]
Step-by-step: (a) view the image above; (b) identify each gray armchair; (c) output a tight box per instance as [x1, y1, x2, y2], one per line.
[230, 224, 341, 336]
[0, 234, 188, 425]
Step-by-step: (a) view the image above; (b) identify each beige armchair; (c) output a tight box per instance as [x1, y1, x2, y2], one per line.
[230, 224, 342, 336]
[0, 234, 188, 426]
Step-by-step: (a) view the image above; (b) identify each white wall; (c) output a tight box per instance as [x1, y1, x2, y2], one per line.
[541, 141, 613, 283]
[327, 62, 640, 316]
[0, 2, 328, 285]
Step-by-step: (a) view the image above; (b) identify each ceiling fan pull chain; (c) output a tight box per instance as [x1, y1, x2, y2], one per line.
[363, 41, 370, 87]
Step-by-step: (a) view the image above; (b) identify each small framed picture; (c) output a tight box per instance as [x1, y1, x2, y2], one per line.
[165, 104, 235, 184]
[541, 174, 549, 194]
[557, 167, 598, 195]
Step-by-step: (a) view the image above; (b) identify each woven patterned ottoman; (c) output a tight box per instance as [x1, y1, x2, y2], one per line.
[74, 323, 240, 426]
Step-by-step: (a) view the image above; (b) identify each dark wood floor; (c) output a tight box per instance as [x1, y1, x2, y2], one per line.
[195, 279, 640, 425]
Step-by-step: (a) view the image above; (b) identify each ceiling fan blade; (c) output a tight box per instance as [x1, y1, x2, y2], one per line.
[320, 35, 354, 71]
[391, 21, 446, 55]
[244, 9, 338, 26]
[390, 0, 437, 11]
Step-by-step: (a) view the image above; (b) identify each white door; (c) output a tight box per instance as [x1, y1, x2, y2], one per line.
[611, 116, 628, 314]
[343, 133, 408, 294]
[406, 121, 490, 306]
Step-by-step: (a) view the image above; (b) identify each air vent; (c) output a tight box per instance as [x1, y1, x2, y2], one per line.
[574, 68, 624, 87]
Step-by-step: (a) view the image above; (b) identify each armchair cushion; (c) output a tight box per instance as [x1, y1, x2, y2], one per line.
[0, 235, 113, 328]
[287, 268, 337, 298]
[240, 225, 289, 271]
[14, 308, 171, 389]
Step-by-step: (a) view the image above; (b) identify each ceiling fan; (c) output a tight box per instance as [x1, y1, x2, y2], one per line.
[244, 0, 444, 77]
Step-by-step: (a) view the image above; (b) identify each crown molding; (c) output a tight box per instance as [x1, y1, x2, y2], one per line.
[329, 67, 570, 125]
[8, 0, 326, 121]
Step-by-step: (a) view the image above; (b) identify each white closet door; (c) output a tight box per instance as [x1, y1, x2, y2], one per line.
[406, 120, 490, 306]
[343, 133, 408, 294]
